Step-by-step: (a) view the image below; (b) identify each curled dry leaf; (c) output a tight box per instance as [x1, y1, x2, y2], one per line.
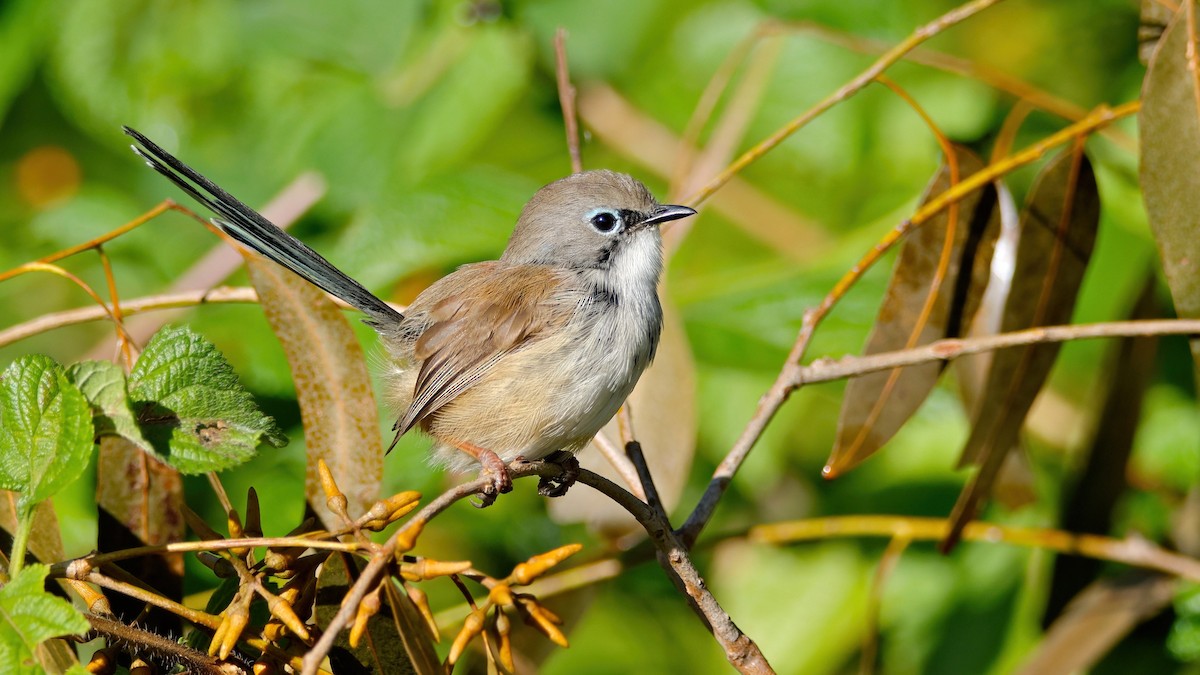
[245, 254, 384, 531]
[944, 145, 1099, 550]
[1140, 2, 1200, 379]
[825, 144, 999, 477]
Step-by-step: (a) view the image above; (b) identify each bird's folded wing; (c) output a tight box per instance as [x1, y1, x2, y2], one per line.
[394, 263, 578, 435]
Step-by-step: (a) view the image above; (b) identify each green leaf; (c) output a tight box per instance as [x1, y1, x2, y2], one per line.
[0, 355, 94, 508]
[0, 564, 89, 674]
[65, 360, 151, 452]
[127, 326, 286, 475]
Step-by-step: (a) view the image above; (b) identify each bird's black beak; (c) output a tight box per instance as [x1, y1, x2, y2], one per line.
[643, 204, 697, 226]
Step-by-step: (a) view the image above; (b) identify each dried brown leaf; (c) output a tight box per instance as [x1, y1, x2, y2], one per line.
[944, 145, 1099, 550]
[95, 435, 185, 634]
[1140, 3, 1200, 379]
[825, 145, 999, 476]
[1018, 573, 1176, 675]
[245, 255, 383, 531]
[1046, 274, 1159, 621]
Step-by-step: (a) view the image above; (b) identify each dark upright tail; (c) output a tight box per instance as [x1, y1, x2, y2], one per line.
[124, 126, 403, 326]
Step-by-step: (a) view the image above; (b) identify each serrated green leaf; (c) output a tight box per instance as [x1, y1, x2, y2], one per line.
[127, 326, 286, 475]
[0, 564, 89, 675]
[0, 356, 94, 509]
[65, 360, 151, 453]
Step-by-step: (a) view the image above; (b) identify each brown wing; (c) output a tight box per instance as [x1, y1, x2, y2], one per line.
[393, 263, 578, 436]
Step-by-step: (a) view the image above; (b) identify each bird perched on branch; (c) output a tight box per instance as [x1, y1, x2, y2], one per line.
[125, 127, 696, 506]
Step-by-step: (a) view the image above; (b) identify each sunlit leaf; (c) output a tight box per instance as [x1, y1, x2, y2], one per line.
[66, 360, 151, 452]
[127, 326, 286, 474]
[0, 564, 89, 675]
[1140, 3, 1200, 379]
[825, 145, 998, 477]
[244, 254, 383, 529]
[944, 146, 1099, 549]
[0, 355, 93, 510]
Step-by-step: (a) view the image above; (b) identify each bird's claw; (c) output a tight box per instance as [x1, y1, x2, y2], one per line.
[537, 452, 580, 498]
[472, 449, 512, 509]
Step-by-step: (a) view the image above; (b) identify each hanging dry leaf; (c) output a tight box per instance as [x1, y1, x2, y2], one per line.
[96, 435, 185, 634]
[944, 145, 1099, 550]
[1045, 273, 1159, 622]
[245, 255, 384, 531]
[824, 144, 999, 477]
[1018, 573, 1176, 675]
[1140, 3, 1200, 380]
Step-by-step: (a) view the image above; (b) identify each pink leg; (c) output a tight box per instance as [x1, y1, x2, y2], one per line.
[453, 441, 512, 508]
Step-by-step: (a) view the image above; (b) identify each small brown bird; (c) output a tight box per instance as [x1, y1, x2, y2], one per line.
[125, 127, 696, 505]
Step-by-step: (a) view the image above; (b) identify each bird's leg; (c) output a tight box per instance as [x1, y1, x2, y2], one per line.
[536, 450, 580, 498]
[453, 441, 512, 508]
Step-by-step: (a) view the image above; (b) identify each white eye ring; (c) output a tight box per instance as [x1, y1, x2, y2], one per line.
[587, 208, 622, 234]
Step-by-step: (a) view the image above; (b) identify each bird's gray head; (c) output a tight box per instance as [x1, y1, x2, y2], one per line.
[501, 170, 695, 281]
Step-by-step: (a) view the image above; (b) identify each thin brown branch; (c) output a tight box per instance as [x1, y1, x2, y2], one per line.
[555, 28, 583, 174]
[773, 20, 1137, 151]
[790, 319, 1200, 388]
[304, 461, 774, 675]
[681, 0, 1008, 207]
[0, 286, 405, 349]
[679, 99, 1139, 546]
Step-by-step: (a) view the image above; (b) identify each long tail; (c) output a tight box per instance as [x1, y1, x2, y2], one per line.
[124, 126, 403, 326]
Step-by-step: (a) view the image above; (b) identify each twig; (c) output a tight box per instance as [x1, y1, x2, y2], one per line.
[303, 462, 774, 675]
[0, 286, 405, 349]
[678, 100, 1140, 547]
[750, 516, 1200, 581]
[680, 0, 1008, 207]
[790, 319, 1200, 388]
[555, 28, 583, 174]
[770, 20, 1137, 151]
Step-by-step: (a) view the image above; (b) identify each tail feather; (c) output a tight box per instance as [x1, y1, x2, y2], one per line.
[123, 126, 403, 325]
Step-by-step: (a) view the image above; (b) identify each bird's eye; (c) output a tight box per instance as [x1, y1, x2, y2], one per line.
[588, 209, 621, 234]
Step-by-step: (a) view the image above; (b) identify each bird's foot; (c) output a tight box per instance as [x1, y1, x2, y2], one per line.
[472, 448, 513, 509]
[537, 451, 580, 498]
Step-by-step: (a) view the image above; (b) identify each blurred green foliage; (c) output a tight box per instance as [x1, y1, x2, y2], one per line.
[0, 0, 1193, 673]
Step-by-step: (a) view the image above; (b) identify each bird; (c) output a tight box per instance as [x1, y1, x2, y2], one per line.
[123, 127, 697, 506]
